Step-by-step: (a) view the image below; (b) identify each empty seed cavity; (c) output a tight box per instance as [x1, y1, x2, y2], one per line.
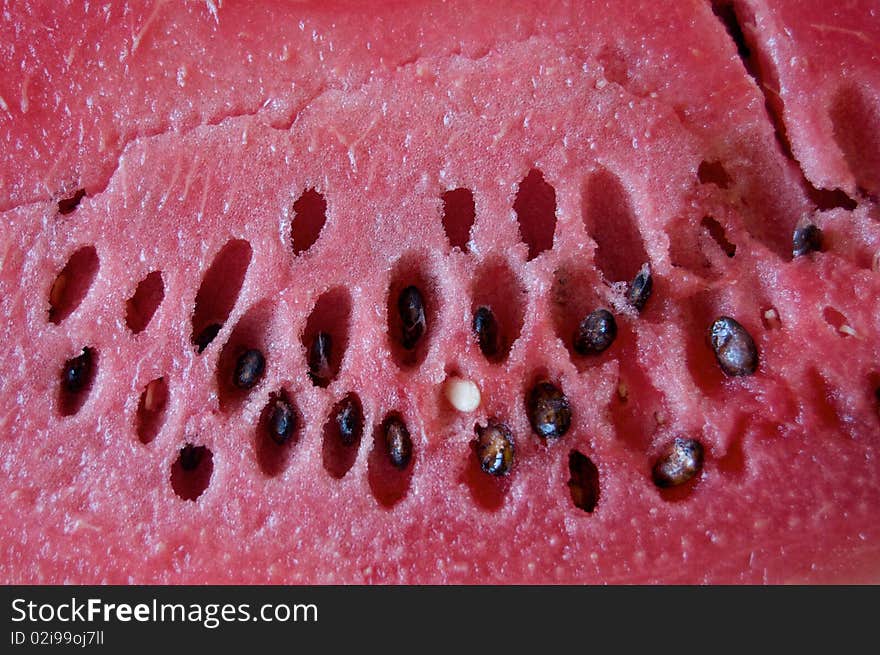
[171, 443, 213, 501]
[59, 347, 96, 416]
[652, 437, 704, 488]
[627, 264, 653, 312]
[322, 393, 364, 479]
[441, 187, 476, 251]
[527, 380, 571, 439]
[792, 223, 823, 258]
[57, 188, 86, 215]
[709, 316, 758, 377]
[574, 308, 617, 356]
[48, 245, 99, 324]
[125, 270, 164, 334]
[568, 450, 600, 513]
[444, 376, 481, 413]
[475, 422, 514, 476]
[290, 188, 328, 255]
[514, 168, 557, 261]
[697, 160, 733, 189]
[136, 377, 168, 444]
[582, 167, 647, 283]
[191, 239, 252, 353]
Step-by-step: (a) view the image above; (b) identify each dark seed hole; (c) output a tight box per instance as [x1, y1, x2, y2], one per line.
[568, 450, 600, 513]
[514, 169, 557, 261]
[441, 188, 476, 250]
[195, 323, 221, 354]
[191, 239, 252, 353]
[807, 186, 858, 212]
[57, 189, 86, 215]
[48, 245, 99, 324]
[471, 258, 525, 363]
[368, 412, 414, 508]
[701, 216, 736, 257]
[387, 256, 437, 370]
[697, 160, 733, 189]
[136, 377, 168, 444]
[59, 347, 96, 416]
[291, 188, 327, 255]
[582, 167, 647, 283]
[822, 306, 850, 336]
[322, 393, 364, 479]
[302, 287, 352, 388]
[171, 444, 213, 501]
[126, 271, 164, 334]
[256, 390, 299, 477]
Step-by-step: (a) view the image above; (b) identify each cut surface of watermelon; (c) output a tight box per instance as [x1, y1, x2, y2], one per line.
[2, 0, 880, 584]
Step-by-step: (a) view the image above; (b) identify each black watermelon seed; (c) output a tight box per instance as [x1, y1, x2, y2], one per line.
[574, 308, 617, 355]
[398, 286, 426, 350]
[652, 437, 704, 488]
[473, 306, 501, 359]
[336, 395, 363, 447]
[233, 349, 265, 389]
[62, 348, 93, 393]
[627, 265, 653, 312]
[308, 331, 332, 386]
[527, 380, 571, 439]
[475, 422, 515, 476]
[792, 224, 823, 258]
[194, 323, 222, 353]
[179, 443, 203, 471]
[709, 316, 758, 377]
[383, 415, 412, 469]
[267, 397, 295, 446]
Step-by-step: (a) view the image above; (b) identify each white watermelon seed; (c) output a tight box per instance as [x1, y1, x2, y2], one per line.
[444, 376, 481, 413]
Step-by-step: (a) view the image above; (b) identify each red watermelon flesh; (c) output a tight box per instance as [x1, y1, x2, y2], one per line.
[1, 1, 880, 584]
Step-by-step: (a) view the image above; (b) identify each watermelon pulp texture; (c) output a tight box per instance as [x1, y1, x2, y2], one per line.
[2, 0, 880, 584]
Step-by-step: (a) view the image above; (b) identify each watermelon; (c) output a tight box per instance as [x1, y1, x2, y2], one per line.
[1, 0, 879, 584]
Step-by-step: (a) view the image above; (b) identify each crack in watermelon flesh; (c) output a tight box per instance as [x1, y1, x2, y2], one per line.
[1, 0, 880, 583]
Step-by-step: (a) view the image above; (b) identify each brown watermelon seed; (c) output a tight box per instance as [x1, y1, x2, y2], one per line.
[652, 437, 704, 488]
[233, 349, 265, 389]
[308, 331, 332, 387]
[473, 306, 500, 359]
[267, 396, 296, 446]
[475, 422, 515, 476]
[194, 323, 222, 353]
[568, 450, 600, 513]
[57, 188, 86, 215]
[398, 285, 426, 350]
[336, 394, 363, 447]
[62, 348, 94, 393]
[383, 415, 413, 469]
[574, 308, 617, 355]
[709, 316, 758, 376]
[627, 264, 653, 312]
[792, 223, 823, 258]
[527, 380, 571, 439]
